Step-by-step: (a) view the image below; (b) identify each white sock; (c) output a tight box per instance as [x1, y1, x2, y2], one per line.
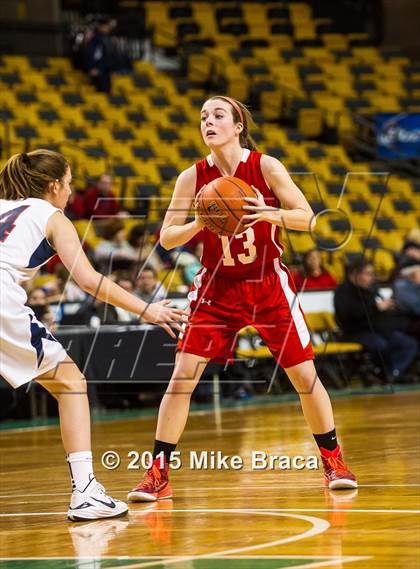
[67, 451, 94, 492]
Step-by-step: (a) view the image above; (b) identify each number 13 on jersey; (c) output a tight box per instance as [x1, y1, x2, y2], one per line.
[220, 227, 257, 266]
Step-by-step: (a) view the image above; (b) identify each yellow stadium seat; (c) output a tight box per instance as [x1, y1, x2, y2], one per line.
[297, 107, 323, 137]
[73, 220, 102, 249]
[33, 274, 57, 288]
[305, 312, 362, 355]
[236, 326, 272, 360]
[321, 34, 349, 49]
[158, 268, 185, 293]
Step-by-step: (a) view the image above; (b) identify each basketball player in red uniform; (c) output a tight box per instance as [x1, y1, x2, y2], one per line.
[128, 96, 357, 502]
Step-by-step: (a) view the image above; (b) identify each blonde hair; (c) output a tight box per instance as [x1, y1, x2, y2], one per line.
[0, 149, 68, 200]
[207, 95, 258, 151]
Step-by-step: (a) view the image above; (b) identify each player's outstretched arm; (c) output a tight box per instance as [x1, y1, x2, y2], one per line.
[243, 154, 315, 233]
[46, 212, 186, 337]
[160, 166, 205, 250]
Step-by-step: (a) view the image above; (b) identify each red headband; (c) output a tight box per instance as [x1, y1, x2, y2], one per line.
[217, 96, 244, 124]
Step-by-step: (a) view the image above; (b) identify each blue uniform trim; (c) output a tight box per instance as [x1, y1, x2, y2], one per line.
[27, 238, 56, 268]
[29, 314, 58, 367]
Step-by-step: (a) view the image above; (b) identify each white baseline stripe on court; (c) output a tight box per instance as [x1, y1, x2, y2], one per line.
[93, 510, 331, 569]
[0, 507, 419, 516]
[1, 483, 419, 499]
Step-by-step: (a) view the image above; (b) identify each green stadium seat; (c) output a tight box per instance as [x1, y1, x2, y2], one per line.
[158, 164, 179, 181]
[65, 127, 88, 141]
[393, 199, 414, 212]
[369, 182, 389, 195]
[158, 128, 179, 141]
[266, 147, 287, 160]
[375, 218, 396, 231]
[113, 164, 137, 177]
[112, 128, 135, 141]
[349, 199, 371, 213]
[0, 107, 14, 120]
[326, 183, 343, 196]
[0, 72, 21, 87]
[361, 237, 382, 250]
[132, 145, 156, 160]
[62, 92, 84, 106]
[46, 74, 66, 87]
[109, 94, 129, 107]
[16, 91, 38, 104]
[83, 146, 108, 159]
[15, 125, 39, 139]
[83, 109, 105, 124]
[38, 109, 60, 123]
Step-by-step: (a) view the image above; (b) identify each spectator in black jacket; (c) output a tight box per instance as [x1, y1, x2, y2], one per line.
[334, 259, 418, 382]
[84, 17, 114, 93]
[394, 263, 420, 341]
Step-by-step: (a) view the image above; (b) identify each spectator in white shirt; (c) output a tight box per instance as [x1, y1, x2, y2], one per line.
[135, 265, 167, 304]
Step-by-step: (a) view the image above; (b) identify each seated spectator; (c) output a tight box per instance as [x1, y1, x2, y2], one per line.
[65, 190, 85, 220]
[155, 225, 196, 269]
[83, 174, 121, 221]
[33, 276, 64, 304]
[334, 259, 418, 382]
[94, 220, 138, 273]
[394, 263, 420, 340]
[54, 264, 88, 302]
[135, 265, 167, 303]
[27, 287, 57, 331]
[395, 232, 420, 274]
[114, 273, 138, 322]
[92, 299, 119, 325]
[292, 248, 337, 290]
[128, 224, 163, 273]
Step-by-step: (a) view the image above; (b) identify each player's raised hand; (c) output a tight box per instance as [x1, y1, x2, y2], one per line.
[242, 186, 275, 227]
[142, 300, 188, 338]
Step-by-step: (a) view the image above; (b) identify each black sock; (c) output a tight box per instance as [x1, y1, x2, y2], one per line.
[313, 428, 338, 452]
[153, 439, 177, 462]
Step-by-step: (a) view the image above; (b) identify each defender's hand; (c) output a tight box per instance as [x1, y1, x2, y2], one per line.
[142, 300, 188, 338]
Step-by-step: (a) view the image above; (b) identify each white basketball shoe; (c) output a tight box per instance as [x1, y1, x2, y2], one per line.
[68, 476, 128, 521]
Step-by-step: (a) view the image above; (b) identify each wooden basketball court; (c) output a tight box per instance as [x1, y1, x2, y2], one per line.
[1, 390, 419, 568]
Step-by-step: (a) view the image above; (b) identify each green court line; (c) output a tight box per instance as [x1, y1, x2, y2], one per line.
[1, 383, 419, 432]
[0, 558, 320, 569]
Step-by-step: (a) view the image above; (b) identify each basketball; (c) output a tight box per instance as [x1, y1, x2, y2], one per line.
[196, 176, 256, 236]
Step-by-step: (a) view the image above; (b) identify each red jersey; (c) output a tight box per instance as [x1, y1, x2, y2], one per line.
[195, 149, 284, 279]
[292, 270, 338, 291]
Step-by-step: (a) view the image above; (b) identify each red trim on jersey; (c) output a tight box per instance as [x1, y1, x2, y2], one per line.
[195, 150, 284, 279]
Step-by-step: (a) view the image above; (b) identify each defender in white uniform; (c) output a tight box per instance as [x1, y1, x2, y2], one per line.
[0, 198, 67, 386]
[0, 150, 186, 520]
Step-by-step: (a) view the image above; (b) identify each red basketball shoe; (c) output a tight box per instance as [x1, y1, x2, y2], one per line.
[127, 458, 172, 502]
[320, 445, 357, 490]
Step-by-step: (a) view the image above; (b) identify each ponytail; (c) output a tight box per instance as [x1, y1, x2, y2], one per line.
[0, 149, 68, 200]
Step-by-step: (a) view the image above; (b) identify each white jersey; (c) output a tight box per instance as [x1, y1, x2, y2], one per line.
[0, 198, 66, 388]
[0, 197, 61, 284]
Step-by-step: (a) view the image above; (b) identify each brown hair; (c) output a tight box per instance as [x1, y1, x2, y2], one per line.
[207, 95, 258, 151]
[0, 149, 68, 200]
[102, 219, 124, 241]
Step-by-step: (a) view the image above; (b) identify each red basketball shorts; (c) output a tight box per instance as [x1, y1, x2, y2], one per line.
[177, 258, 314, 368]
